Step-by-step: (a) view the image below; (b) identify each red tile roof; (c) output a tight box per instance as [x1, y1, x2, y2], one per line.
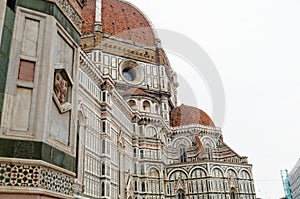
[170, 104, 215, 127]
[122, 88, 148, 96]
[82, 0, 157, 46]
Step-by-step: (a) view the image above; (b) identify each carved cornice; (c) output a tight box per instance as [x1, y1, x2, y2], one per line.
[49, 0, 82, 32]
[111, 91, 134, 120]
[80, 50, 104, 86]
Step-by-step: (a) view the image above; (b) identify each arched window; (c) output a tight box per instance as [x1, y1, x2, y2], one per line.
[102, 139, 105, 153]
[106, 183, 110, 197]
[202, 138, 214, 160]
[146, 126, 157, 137]
[240, 170, 251, 179]
[177, 190, 185, 199]
[134, 163, 137, 174]
[230, 188, 236, 199]
[128, 100, 136, 110]
[149, 168, 160, 178]
[141, 182, 146, 192]
[204, 145, 212, 160]
[134, 148, 137, 157]
[227, 169, 237, 179]
[107, 141, 110, 155]
[179, 146, 187, 162]
[135, 181, 138, 191]
[240, 170, 251, 193]
[101, 182, 105, 196]
[142, 101, 150, 112]
[155, 104, 159, 113]
[107, 163, 110, 176]
[191, 169, 206, 178]
[101, 162, 105, 175]
[212, 168, 223, 178]
[148, 168, 160, 194]
[141, 164, 145, 175]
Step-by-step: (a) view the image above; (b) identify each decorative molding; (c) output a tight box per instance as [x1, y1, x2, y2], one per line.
[53, 0, 82, 31]
[80, 50, 104, 86]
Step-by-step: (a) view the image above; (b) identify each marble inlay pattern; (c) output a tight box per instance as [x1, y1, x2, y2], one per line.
[0, 163, 74, 195]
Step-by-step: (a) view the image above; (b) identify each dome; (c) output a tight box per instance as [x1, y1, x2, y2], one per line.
[170, 104, 215, 127]
[82, 0, 157, 46]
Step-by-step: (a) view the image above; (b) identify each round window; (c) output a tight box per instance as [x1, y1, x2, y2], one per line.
[119, 60, 144, 85]
[122, 68, 135, 82]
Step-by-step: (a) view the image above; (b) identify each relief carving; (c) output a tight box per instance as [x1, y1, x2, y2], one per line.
[53, 69, 73, 113]
[54, 73, 68, 104]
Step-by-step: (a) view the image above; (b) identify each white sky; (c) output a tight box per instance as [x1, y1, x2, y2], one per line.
[127, 0, 300, 198]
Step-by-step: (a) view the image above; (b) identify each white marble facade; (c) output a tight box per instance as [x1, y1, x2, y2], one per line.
[0, 1, 256, 199]
[77, 48, 256, 199]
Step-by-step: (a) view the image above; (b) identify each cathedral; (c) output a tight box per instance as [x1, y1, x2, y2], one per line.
[0, 0, 256, 199]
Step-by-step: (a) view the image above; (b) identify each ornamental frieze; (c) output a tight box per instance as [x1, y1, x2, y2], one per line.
[53, 0, 82, 31]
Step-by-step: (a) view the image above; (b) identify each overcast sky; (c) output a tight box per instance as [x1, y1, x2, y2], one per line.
[127, 0, 300, 198]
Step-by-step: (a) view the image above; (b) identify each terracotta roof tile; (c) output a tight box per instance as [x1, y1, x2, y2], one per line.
[82, 0, 156, 46]
[170, 104, 215, 127]
[122, 88, 148, 96]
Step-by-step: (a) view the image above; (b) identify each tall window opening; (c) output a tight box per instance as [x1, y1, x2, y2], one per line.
[141, 182, 146, 192]
[230, 188, 236, 199]
[177, 189, 185, 199]
[142, 101, 150, 112]
[101, 182, 105, 196]
[179, 146, 187, 162]
[128, 100, 136, 110]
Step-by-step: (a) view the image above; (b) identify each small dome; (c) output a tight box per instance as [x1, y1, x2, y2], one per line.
[170, 104, 215, 127]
